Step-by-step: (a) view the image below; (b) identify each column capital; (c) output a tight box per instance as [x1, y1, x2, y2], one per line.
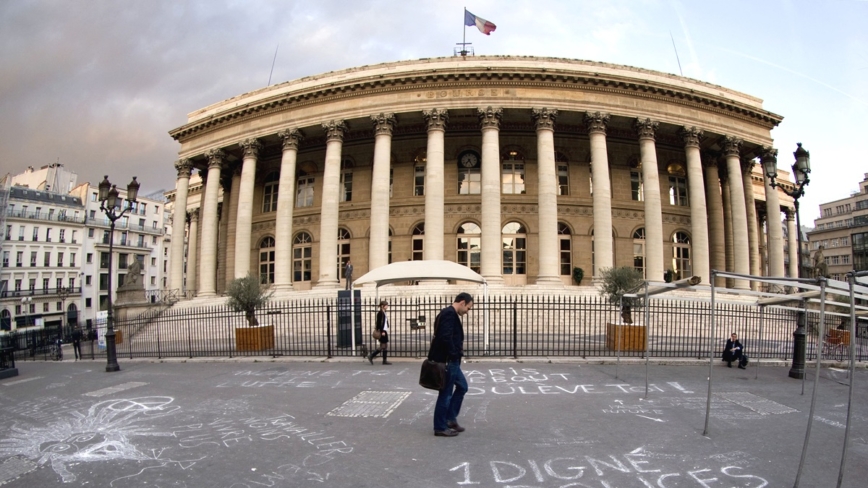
[784, 207, 796, 220]
[722, 136, 742, 157]
[188, 208, 200, 222]
[680, 126, 704, 148]
[174, 158, 193, 178]
[584, 111, 610, 135]
[478, 106, 503, 129]
[239, 138, 262, 159]
[278, 128, 305, 150]
[701, 151, 720, 169]
[634, 118, 659, 140]
[371, 112, 397, 135]
[740, 157, 756, 174]
[322, 120, 348, 142]
[220, 164, 235, 190]
[760, 145, 778, 164]
[531, 107, 558, 131]
[423, 108, 449, 131]
[205, 148, 225, 169]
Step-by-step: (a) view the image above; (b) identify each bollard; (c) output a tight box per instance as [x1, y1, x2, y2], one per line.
[788, 311, 806, 379]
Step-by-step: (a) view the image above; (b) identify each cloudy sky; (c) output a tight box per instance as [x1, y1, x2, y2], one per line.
[1, 0, 865, 223]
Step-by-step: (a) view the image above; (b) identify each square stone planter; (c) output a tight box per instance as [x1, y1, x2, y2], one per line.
[236, 325, 274, 351]
[606, 323, 646, 352]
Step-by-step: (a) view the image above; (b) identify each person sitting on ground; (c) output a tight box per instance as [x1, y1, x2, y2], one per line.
[722, 332, 747, 369]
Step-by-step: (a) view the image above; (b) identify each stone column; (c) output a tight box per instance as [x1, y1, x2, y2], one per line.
[721, 172, 734, 288]
[635, 118, 663, 281]
[315, 120, 347, 288]
[586, 112, 613, 278]
[423, 109, 448, 261]
[273, 128, 303, 292]
[703, 153, 726, 287]
[169, 159, 192, 294]
[197, 149, 224, 297]
[742, 158, 760, 289]
[723, 136, 749, 289]
[234, 138, 261, 279]
[680, 127, 710, 285]
[369, 113, 397, 272]
[223, 166, 240, 288]
[217, 170, 233, 294]
[761, 147, 785, 279]
[187, 208, 200, 295]
[533, 108, 561, 285]
[479, 106, 503, 284]
[785, 208, 798, 278]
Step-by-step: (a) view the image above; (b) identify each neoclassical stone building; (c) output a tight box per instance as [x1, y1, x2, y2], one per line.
[166, 56, 801, 296]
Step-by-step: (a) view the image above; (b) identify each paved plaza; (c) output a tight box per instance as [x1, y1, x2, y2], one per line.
[1, 357, 866, 487]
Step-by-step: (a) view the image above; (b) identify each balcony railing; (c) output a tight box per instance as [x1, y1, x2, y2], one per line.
[0, 287, 82, 299]
[85, 217, 165, 235]
[5, 209, 84, 223]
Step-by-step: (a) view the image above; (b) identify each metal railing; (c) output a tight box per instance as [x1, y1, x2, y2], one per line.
[5, 295, 864, 362]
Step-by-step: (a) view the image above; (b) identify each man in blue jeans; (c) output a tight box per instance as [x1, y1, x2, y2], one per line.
[429, 292, 474, 437]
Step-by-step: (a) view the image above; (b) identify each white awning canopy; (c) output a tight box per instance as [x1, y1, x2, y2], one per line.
[353, 260, 486, 287]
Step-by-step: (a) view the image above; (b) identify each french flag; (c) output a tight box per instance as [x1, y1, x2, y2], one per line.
[464, 10, 496, 35]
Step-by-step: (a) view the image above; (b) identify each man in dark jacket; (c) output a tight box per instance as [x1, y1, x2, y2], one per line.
[723, 332, 746, 369]
[430, 292, 473, 437]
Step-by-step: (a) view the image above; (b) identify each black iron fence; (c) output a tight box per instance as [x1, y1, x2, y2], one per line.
[3, 295, 866, 362]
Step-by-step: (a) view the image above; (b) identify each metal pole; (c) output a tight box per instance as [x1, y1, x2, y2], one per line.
[703, 270, 717, 437]
[794, 279, 826, 488]
[836, 271, 862, 487]
[789, 199, 806, 378]
[644, 284, 650, 399]
[104, 219, 120, 372]
[756, 306, 763, 380]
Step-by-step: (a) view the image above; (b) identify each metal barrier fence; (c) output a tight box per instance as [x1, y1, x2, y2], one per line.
[3, 295, 866, 362]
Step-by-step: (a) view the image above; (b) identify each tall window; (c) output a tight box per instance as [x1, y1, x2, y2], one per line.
[458, 151, 481, 195]
[33, 227, 39, 241]
[457, 222, 481, 273]
[502, 151, 525, 194]
[292, 232, 313, 282]
[296, 174, 314, 208]
[502, 222, 527, 275]
[672, 231, 692, 280]
[337, 228, 351, 279]
[414, 161, 425, 196]
[558, 223, 572, 276]
[412, 223, 424, 261]
[631, 171, 644, 202]
[262, 171, 279, 213]
[339, 159, 353, 202]
[633, 228, 646, 277]
[556, 152, 569, 196]
[668, 162, 688, 206]
[259, 237, 275, 285]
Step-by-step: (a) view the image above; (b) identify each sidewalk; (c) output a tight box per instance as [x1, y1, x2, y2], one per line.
[1, 358, 865, 487]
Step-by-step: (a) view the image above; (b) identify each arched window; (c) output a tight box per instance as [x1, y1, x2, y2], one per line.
[337, 228, 351, 278]
[457, 222, 481, 273]
[262, 171, 279, 213]
[558, 223, 572, 276]
[672, 231, 692, 280]
[67, 303, 79, 327]
[0, 309, 10, 331]
[502, 222, 527, 275]
[458, 151, 481, 195]
[412, 224, 424, 261]
[259, 237, 275, 285]
[502, 151, 525, 194]
[292, 232, 312, 282]
[340, 159, 353, 202]
[633, 228, 646, 278]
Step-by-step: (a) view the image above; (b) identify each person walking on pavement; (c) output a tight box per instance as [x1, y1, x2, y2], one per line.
[344, 259, 353, 290]
[430, 292, 474, 437]
[71, 326, 83, 360]
[368, 300, 391, 365]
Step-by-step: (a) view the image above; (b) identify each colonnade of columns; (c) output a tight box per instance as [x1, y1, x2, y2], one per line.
[169, 108, 792, 297]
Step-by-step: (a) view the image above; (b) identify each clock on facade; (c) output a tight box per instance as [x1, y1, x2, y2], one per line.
[459, 151, 479, 168]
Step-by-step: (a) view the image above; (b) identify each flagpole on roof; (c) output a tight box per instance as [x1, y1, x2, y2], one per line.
[462, 7, 467, 56]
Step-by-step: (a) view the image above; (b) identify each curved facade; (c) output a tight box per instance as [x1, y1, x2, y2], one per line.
[167, 55, 797, 295]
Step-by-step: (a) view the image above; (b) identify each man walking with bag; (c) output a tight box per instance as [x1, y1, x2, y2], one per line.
[430, 292, 473, 437]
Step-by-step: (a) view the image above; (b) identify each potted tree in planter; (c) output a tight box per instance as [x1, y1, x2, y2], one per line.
[572, 267, 584, 286]
[598, 266, 646, 352]
[227, 273, 274, 351]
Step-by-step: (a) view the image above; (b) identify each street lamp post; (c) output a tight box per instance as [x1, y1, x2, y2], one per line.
[763, 142, 811, 379]
[98, 175, 140, 373]
[57, 286, 70, 340]
[20, 296, 32, 354]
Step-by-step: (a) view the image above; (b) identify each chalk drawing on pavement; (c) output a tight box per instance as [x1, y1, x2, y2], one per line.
[327, 391, 411, 418]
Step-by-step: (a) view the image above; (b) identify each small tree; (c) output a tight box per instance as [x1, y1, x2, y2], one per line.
[226, 274, 273, 327]
[572, 267, 584, 286]
[598, 266, 644, 324]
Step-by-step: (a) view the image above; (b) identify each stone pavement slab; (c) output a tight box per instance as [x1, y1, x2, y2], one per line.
[0, 358, 865, 487]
